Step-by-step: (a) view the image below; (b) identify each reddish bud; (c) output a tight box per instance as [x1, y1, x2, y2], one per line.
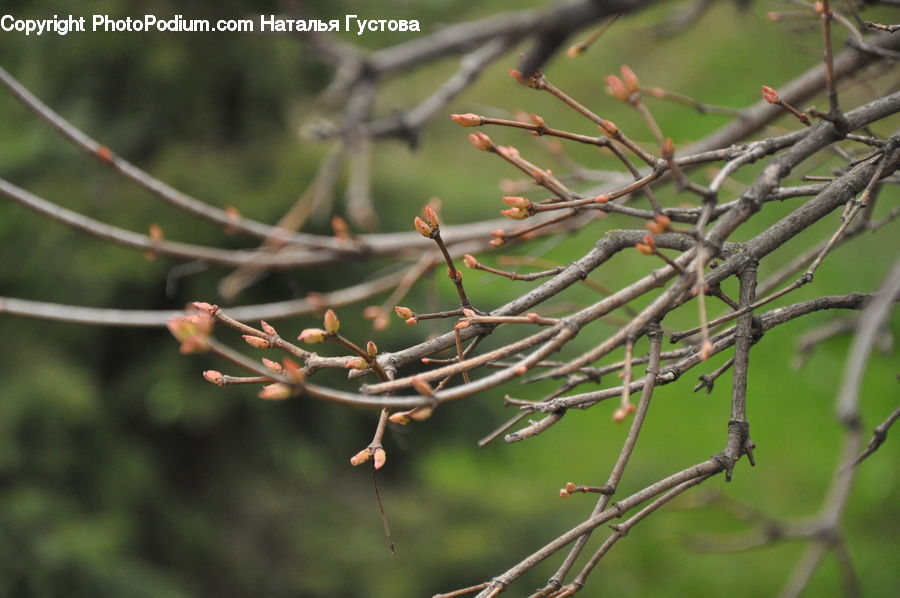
[450, 113, 482, 127]
[411, 376, 434, 397]
[167, 314, 213, 354]
[409, 406, 433, 421]
[405, 317, 417, 326]
[643, 234, 657, 249]
[565, 482, 577, 493]
[699, 340, 714, 361]
[468, 132, 494, 151]
[242, 335, 270, 349]
[323, 309, 340, 334]
[463, 254, 478, 269]
[489, 238, 505, 248]
[389, 412, 411, 425]
[530, 113, 545, 128]
[502, 196, 531, 209]
[261, 358, 283, 374]
[594, 194, 611, 204]
[455, 320, 471, 330]
[96, 145, 113, 163]
[282, 357, 305, 383]
[260, 320, 278, 336]
[495, 145, 520, 159]
[191, 301, 218, 314]
[635, 242, 654, 256]
[350, 448, 371, 466]
[761, 85, 779, 104]
[501, 208, 528, 220]
[663, 138, 675, 160]
[606, 75, 629, 101]
[149, 224, 163, 242]
[373, 447, 387, 470]
[345, 358, 368, 370]
[298, 328, 326, 344]
[462, 308, 476, 317]
[331, 215, 350, 239]
[447, 268, 462, 281]
[567, 43, 585, 58]
[203, 370, 224, 386]
[560, 488, 571, 498]
[600, 120, 619, 136]
[366, 341, 378, 357]
[394, 306, 414, 319]
[491, 229, 506, 239]
[620, 65, 640, 93]
[259, 383, 291, 400]
[414, 216, 433, 238]
[424, 205, 440, 229]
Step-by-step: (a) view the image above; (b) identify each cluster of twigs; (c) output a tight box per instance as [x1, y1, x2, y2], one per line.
[1, 1, 898, 596]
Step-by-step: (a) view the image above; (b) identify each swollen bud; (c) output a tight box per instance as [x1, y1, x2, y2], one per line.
[620, 65, 639, 93]
[389, 412, 411, 425]
[761, 85, 779, 104]
[298, 328, 327, 344]
[243, 335, 271, 349]
[203, 370, 224, 386]
[450, 113, 482, 127]
[501, 208, 529, 220]
[373, 447, 387, 470]
[502, 196, 532, 210]
[259, 383, 291, 400]
[350, 448, 371, 466]
[411, 376, 434, 397]
[282, 357, 305, 383]
[366, 341, 378, 357]
[394, 306, 414, 319]
[260, 320, 278, 337]
[414, 216, 434, 238]
[323, 309, 340, 334]
[468, 132, 494, 151]
[699, 340, 714, 361]
[262, 358, 283, 374]
[424, 205, 440, 229]
[345, 359, 368, 370]
[606, 75, 629, 101]
[463, 254, 478, 269]
[600, 120, 619, 136]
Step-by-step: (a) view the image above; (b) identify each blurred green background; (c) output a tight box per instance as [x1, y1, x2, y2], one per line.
[0, 1, 897, 596]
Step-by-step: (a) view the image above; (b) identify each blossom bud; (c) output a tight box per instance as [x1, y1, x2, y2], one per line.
[373, 447, 387, 470]
[565, 482, 577, 493]
[699, 340, 714, 361]
[405, 317, 417, 326]
[258, 383, 291, 400]
[191, 301, 217, 314]
[394, 306, 414, 319]
[262, 358, 283, 374]
[350, 448, 371, 466]
[635, 242, 654, 256]
[502, 196, 531, 209]
[462, 309, 476, 317]
[662, 138, 675, 160]
[282, 357, 305, 383]
[606, 75, 629, 101]
[621, 65, 640, 93]
[489, 238, 505, 248]
[455, 320, 471, 330]
[424, 205, 440, 229]
[260, 320, 277, 336]
[298, 328, 326, 344]
[491, 229, 506, 239]
[467, 132, 494, 151]
[463, 254, 478, 269]
[345, 359, 368, 370]
[242, 335, 270, 349]
[389, 412, 411, 425]
[323, 309, 340, 334]
[203, 370, 224, 385]
[643, 234, 656, 249]
[594, 194, 610, 204]
[414, 216, 433, 238]
[409, 406, 433, 421]
[560, 488, 571, 498]
[530, 113, 545, 128]
[366, 341, 378, 357]
[501, 208, 528, 220]
[567, 43, 585, 58]
[411, 376, 434, 397]
[761, 85, 779, 104]
[450, 113, 482, 127]
[600, 120, 619, 136]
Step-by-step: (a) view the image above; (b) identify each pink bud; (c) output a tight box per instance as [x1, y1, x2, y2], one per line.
[411, 376, 434, 397]
[366, 341, 378, 357]
[298, 328, 326, 344]
[409, 406, 433, 421]
[565, 482, 577, 493]
[323, 309, 340, 334]
[282, 357, 305, 383]
[203, 370, 224, 385]
[468, 132, 494, 151]
[345, 359, 368, 370]
[502, 196, 531, 209]
[606, 75, 629, 101]
[414, 216, 433, 238]
[594, 194, 610, 204]
[600, 120, 619, 136]
[424, 205, 440, 229]
[463, 254, 478, 269]
[260, 320, 277, 336]
[259, 383, 291, 400]
[262, 358, 283, 374]
[191, 301, 218, 314]
[620, 65, 640, 93]
[394, 306, 414, 319]
[350, 448, 371, 466]
[373, 447, 387, 470]
[242, 335, 270, 349]
[761, 85, 779, 104]
[560, 488, 571, 498]
[501, 208, 528, 220]
[450, 113, 482, 127]
[389, 412, 411, 425]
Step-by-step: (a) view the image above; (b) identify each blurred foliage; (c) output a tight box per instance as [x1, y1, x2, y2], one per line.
[0, 1, 898, 597]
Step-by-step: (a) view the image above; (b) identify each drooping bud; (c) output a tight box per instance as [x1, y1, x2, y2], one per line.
[394, 306, 414, 319]
[262, 358, 283, 374]
[424, 205, 440, 230]
[373, 447, 387, 470]
[621, 65, 640, 93]
[450, 113, 482, 127]
[323, 309, 340, 335]
[366, 341, 378, 357]
[606, 75, 629, 101]
[350, 448, 371, 466]
[203, 370, 224, 386]
[298, 328, 326, 344]
[612, 403, 635, 422]
[389, 412, 411, 425]
[468, 132, 494, 151]
[243, 335, 270, 349]
[259, 383, 291, 400]
[414, 216, 433, 238]
[761, 85, 779, 104]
